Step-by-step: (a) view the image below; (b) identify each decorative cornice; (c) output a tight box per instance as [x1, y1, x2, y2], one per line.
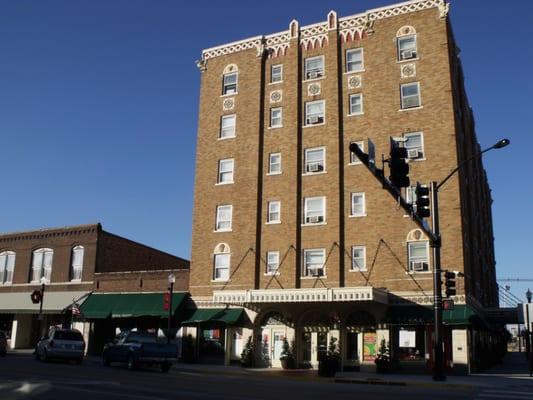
[200, 0, 447, 62]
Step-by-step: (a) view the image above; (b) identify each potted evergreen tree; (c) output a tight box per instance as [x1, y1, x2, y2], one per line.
[240, 336, 254, 368]
[318, 337, 340, 377]
[374, 339, 391, 373]
[279, 338, 296, 369]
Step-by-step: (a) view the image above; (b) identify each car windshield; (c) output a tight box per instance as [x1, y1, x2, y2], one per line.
[126, 332, 157, 344]
[54, 331, 83, 341]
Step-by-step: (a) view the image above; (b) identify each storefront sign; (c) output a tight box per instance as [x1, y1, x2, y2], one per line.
[399, 330, 416, 348]
[363, 332, 377, 361]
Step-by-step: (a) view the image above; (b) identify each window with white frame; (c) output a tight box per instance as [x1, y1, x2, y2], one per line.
[271, 65, 283, 83]
[349, 141, 364, 164]
[220, 115, 236, 138]
[222, 72, 238, 95]
[266, 251, 280, 275]
[268, 153, 281, 175]
[218, 159, 234, 184]
[270, 108, 282, 128]
[404, 132, 424, 159]
[0, 251, 15, 284]
[304, 147, 325, 173]
[401, 82, 421, 109]
[408, 241, 429, 272]
[215, 205, 232, 231]
[303, 248, 325, 277]
[31, 248, 53, 283]
[304, 56, 324, 80]
[267, 201, 281, 223]
[351, 246, 366, 271]
[397, 35, 417, 61]
[213, 249, 230, 281]
[305, 100, 325, 125]
[346, 48, 364, 72]
[304, 197, 325, 224]
[350, 193, 366, 217]
[71, 246, 84, 281]
[349, 93, 363, 115]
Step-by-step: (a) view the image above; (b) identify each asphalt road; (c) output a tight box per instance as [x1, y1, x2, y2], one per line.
[0, 353, 524, 400]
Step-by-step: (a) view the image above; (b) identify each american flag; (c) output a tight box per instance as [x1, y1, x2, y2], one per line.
[72, 304, 81, 316]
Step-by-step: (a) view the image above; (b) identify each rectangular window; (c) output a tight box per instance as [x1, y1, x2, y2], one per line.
[303, 249, 325, 277]
[304, 147, 325, 173]
[218, 159, 234, 184]
[268, 153, 281, 175]
[404, 132, 424, 159]
[408, 241, 430, 272]
[214, 253, 230, 281]
[401, 82, 421, 109]
[222, 72, 238, 95]
[220, 115, 236, 138]
[304, 197, 325, 224]
[271, 65, 283, 83]
[0, 252, 15, 284]
[215, 205, 232, 231]
[349, 93, 363, 115]
[349, 141, 364, 164]
[398, 35, 417, 61]
[351, 246, 366, 271]
[304, 56, 324, 80]
[270, 107, 282, 128]
[267, 201, 281, 223]
[71, 246, 84, 282]
[350, 193, 366, 217]
[346, 48, 364, 72]
[266, 251, 280, 275]
[305, 100, 325, 125]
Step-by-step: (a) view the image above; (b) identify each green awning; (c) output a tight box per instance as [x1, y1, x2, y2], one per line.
[387, 305, 479, 326]
[79, 292, 187, 319]
[181, 308, 245, 326]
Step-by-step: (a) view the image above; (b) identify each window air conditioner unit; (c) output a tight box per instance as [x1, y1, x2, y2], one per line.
[307, 162, 322, 172]
[308, 71, 318, 79]
[407, 149, 420, 159]
[411, 262, 426, 271]
[309, 268, 323, 277]
[307, 215, 323, 223]
[308, 116, 319, 124]
[402, 50, 415, 59]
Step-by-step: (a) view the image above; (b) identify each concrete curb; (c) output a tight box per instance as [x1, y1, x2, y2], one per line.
[333, 377, 475, 390]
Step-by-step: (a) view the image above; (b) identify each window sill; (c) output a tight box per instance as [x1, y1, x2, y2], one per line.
[268, 125, 283, 130]
[409, 157, 426, 162]
[303, 76, 325, 83]
[349, 269, 367, 273]
[301, 275, 327, 280]
[405, 270, 432, 275]
[266, 172, 282, 176]
[347, 112, 364, 117]
[399, 106, 423, 112]
[397, 57, 420, 64]
[215, 182, 234, 186]
[218, 136, 236, 141]
[70, 279, 82, 283]
[266, 221, 281, 225]
[302, 171, 327, 176]
[301, 222, 327, 227]
[344, 69, 365, 75]
[303, 122, 326, 129]
[349, 214, 367, 218]
[264, 272, 280, 276]
[348, 162, 362, 166]
[268, 81, 283, 85]
[0, 282, 12, 286]
[211, 279, 231, 283]
[214, 229, 232, 233]
[220, 92, 238, 98]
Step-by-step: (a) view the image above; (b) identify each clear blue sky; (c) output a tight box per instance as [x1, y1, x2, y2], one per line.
[1, 1, 531, 301]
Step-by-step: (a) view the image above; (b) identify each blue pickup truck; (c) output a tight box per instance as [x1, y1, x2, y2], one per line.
[102, 331, 178, 372]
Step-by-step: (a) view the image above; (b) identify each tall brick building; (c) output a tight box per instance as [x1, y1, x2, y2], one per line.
[189, 0, 500, 373]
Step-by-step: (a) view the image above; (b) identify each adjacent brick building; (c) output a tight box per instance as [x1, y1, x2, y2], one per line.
[0, 223, 189, 350]
[189, 0, 500, 373]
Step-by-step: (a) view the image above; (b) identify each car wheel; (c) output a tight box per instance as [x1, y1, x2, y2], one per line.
[160, 362, 171, 373]
[102, 353, 110, 366]
[42, 349, 49, 362]
[127, 353, 137, 370]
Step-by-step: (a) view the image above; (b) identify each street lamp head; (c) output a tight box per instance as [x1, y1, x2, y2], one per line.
[527, 288, 532, 303]
[40, 277, 47, 285]
[493, 138, 510, 149]
[168, 273, 176, 284]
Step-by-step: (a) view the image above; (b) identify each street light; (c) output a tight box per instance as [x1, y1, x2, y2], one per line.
[430, 138, 510, 381]
[167, 273, 176, 344]
[526, 289, 532, 375]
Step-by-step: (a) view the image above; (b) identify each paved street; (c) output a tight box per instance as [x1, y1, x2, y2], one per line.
[1, 352, 532, 400]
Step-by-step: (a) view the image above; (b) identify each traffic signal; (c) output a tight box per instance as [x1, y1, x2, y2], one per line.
[389, 145, 410, 188]
[444, 271, 456, 298]
[415, 183, 430, 218]
[163, 292, 171, 311]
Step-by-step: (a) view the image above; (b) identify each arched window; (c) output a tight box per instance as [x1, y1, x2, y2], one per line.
[213, 243, 230, 281]
[222, 64, 238, 95]
[0, 251, 15, 284]
[406, 229, 429, 272]
[396, 25, 417, 61]
[31, 248, 53, 283]
[71, 245, 84, 281]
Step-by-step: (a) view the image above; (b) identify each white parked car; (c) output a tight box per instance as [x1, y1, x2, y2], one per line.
[35, 328, 85, 364]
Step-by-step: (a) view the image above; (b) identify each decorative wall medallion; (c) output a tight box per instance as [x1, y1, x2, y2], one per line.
[307, 82, 321, 96]
[347, 75, 362, 89]
[401, 63, 416, 78]
[222, 97, 235, 111]
[270, 90, 282, 103]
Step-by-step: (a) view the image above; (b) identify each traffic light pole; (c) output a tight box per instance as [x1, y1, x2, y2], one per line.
[167, 281, 174, 345]
[430, 181, 445, 381]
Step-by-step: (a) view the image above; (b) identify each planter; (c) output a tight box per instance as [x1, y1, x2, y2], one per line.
[318, 357, 339, 377]
[375, 360, 390, 373]
[280, 357, 296, 369]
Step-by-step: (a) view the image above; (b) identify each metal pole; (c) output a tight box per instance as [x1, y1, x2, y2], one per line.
[431, 181, 445, 381]
[38, 282, 46, 338]
[167, 282, 174, 344]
